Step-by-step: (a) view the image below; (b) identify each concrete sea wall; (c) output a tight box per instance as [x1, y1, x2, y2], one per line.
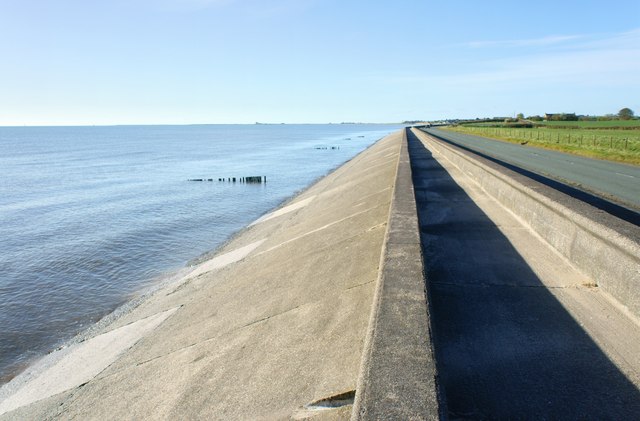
[0, 130, 441, 420]
[413, 128, 640, 320]
[9, 125, 636, 419]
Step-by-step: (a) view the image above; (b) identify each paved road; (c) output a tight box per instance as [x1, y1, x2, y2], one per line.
[424, 128, 640, 213]
[408, 129, 640, 419]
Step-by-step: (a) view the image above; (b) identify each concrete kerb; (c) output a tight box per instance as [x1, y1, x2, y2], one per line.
[412, 128, 640, 320]
[352, 128, 442, 420]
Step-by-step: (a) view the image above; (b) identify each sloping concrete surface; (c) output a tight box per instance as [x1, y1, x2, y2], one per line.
[249, 196, 316, 226]
[186, 239, 266, 279]
[408, 129, 640, 419]
[0, 132, 402, 420]
[0, 307, 178, 415]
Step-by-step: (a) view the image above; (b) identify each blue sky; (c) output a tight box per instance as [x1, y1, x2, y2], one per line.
[1, 0, 638, 125]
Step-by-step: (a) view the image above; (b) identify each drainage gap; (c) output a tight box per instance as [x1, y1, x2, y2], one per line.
[305, 390, 356, 410]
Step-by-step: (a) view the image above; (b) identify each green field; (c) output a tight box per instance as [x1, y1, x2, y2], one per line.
[443, 125, 640, 165]
[536, 120, 640, 129]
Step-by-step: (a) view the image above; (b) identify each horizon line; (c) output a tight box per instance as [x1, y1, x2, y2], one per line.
[0, 122, 407, 128]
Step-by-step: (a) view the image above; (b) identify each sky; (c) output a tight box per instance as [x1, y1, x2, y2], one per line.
[0, 0, 639, 125]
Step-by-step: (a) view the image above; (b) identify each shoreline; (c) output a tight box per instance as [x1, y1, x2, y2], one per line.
[0, 133, 392, 399]
[0, 130, 404, 418]
[1, 124, 403, 385]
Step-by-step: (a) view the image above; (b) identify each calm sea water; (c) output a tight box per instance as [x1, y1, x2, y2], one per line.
[0, 124, 401, 383]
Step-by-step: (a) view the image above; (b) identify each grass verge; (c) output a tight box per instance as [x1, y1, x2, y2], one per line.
[442, 125, 640, 165]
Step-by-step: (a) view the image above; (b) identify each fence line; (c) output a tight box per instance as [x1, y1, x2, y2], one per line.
[458, 127, 639, 151]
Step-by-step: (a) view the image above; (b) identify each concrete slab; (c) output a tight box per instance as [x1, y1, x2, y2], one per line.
[249, 196, 316, 226]
[186, 239, 266, 279]
[0, 307, 178, 416]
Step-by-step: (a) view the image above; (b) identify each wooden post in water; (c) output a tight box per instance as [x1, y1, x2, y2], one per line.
[243, 176, 265, 184]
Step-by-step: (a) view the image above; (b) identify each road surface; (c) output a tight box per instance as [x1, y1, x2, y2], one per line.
[424, 128, 640, 222]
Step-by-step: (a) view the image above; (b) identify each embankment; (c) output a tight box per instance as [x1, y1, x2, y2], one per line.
[4, 125, 638, 420]
[412, 128, 640, 320]
[0, 130, 441, 420]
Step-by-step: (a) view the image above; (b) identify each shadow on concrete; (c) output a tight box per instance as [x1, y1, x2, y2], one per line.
[423, 128, 640, 226]
[406, 129, 640, 419]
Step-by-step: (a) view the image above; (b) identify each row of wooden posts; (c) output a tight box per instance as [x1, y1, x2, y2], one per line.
[188, 176, 266, 183]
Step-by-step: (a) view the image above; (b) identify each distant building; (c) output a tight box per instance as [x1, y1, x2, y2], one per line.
[544, 113, 577, 121]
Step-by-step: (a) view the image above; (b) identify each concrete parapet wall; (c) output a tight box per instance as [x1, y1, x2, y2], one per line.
[352, 129, 442, 420]
[413, 128, 640, 319]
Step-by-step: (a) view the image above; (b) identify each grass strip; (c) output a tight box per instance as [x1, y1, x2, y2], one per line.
[442, 125, 640, 165]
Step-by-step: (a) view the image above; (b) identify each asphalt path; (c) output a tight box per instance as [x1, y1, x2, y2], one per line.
[424, 128, 640, 220]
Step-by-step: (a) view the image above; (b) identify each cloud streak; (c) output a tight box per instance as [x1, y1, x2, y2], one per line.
[142, 0, 313, 15]
[385, 28, 640, 89]
[152, 0, 235, 11]
[466, 34, 584, 48]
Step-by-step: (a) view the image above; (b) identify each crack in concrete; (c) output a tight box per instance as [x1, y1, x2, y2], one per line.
[240, 304, 304, 329]
[125, 276, 376, 372]
[256, 203, 388, 256]
[346, 279, 376, 291]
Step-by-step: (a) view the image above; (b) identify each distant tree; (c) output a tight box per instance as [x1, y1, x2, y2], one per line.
[618, 108, 634, 120]
[598, 114, 617, 121]
[528, 115, 543, 121]
[516, 113, 524, 120]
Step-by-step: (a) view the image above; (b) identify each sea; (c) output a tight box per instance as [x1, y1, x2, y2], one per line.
[0, 124, 402, 384]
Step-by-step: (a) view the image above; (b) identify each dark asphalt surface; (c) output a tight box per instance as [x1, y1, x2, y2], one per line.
[408, 129, 640, 419]
[424, 128, 640, 216]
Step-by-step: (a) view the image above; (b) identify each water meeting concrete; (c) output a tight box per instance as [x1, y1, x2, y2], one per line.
[2, 127, 639, 419]
[0, 130, 440, 420]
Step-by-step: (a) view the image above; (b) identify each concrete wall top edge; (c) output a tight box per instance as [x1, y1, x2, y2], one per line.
[352, 128, 442, 420]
